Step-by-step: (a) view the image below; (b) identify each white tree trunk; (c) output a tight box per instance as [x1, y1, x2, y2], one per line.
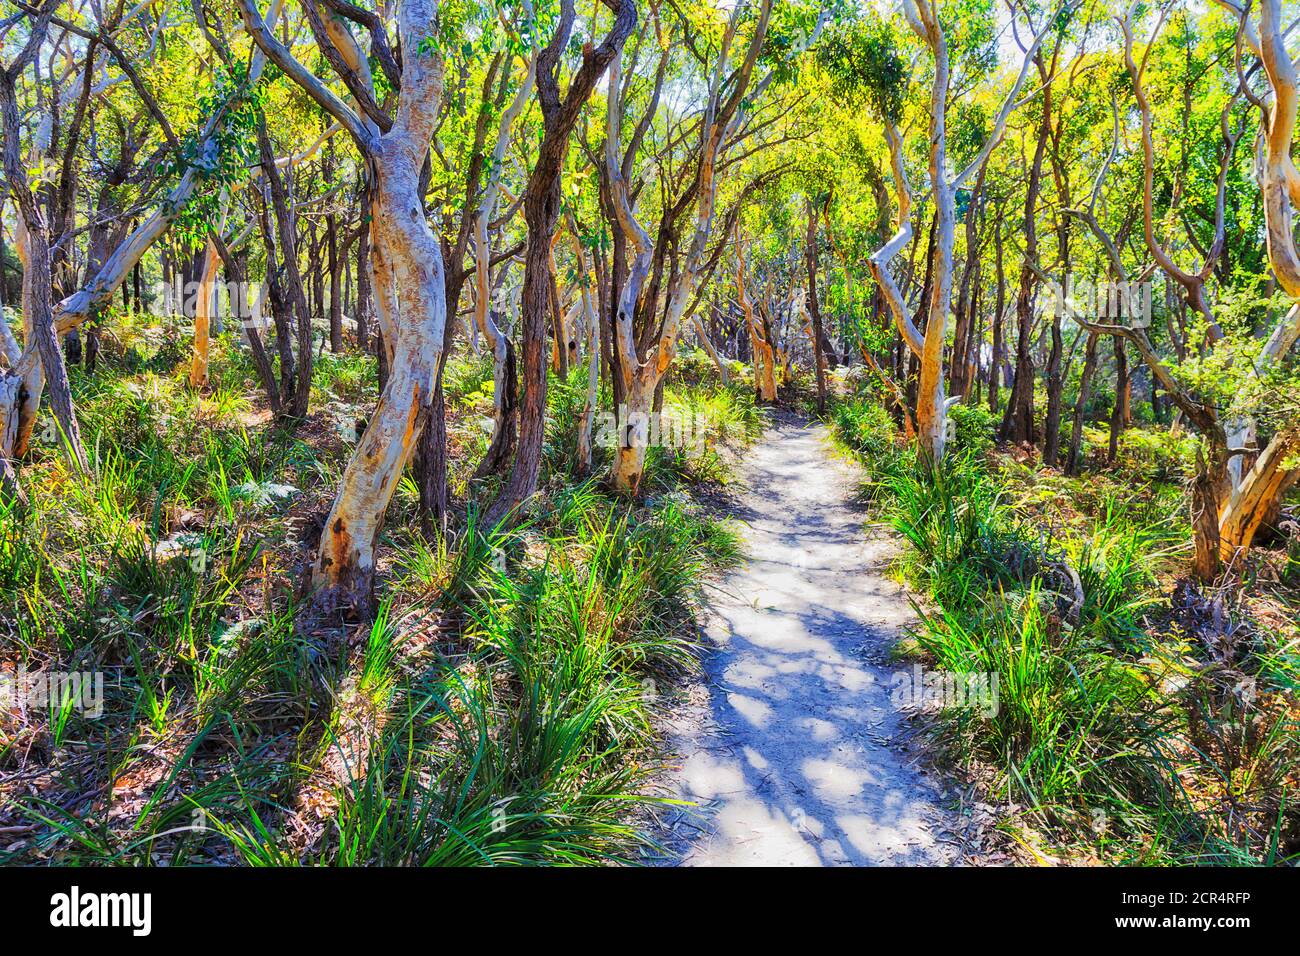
[237, 0, 449, 607]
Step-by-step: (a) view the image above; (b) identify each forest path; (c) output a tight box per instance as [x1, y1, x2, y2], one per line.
[652, 412, 966, 866]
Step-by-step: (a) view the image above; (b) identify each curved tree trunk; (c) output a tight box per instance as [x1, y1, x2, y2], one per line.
[1220, 426, 1300, 557]
[211, 231, 281, 416]
[488, 0, 634, 519]
[605, 1, 795, 493]
[313, 143, 448, 608]
[0, 44, 89, 475]
[470, 44, 533, 479]
[238, 0, 452, 608]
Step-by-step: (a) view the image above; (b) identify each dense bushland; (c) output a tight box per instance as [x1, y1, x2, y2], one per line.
[0, 319, 757, 864]
[3, 0, 1300, 874]
[830, 379, 1300, 865]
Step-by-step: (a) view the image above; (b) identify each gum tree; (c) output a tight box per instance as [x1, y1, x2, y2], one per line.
[867, 0, 1064, 464]
[602, 0, 827, 492]
[238, 0, 452, 608]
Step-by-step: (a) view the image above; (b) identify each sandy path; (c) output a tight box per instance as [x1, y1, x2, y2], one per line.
[653, 414, 965, 866]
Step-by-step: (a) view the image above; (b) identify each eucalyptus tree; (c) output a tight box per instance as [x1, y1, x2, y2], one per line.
[236, 0, 457, 608]
[414, 2, 531, 530]
[734, 223, 777, 401]
[482, 0, 635, 524]
[0, 0, 285, 491]
[1055, 1, 1300, 577]
[851, 0, 1065, 464]
[0, 0, 88, 481]
[601, 0, 827, 492]
[470, 2, 537, 481]
[1212, 0, 1300, 556]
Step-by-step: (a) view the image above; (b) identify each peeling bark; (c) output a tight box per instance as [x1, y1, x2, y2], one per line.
[241, 0, 449, 609]
[1220, 427, 1300, 555]
[188, 237, 221, 389]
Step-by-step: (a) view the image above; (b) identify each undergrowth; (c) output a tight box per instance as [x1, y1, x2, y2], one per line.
[0, 319, 749, 865]
[828, 381, 1300, 865]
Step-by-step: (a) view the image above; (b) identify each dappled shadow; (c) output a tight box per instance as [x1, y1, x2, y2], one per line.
[651, 417, 964, 866]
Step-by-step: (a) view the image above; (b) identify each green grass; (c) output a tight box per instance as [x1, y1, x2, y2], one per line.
[1, 317, 750, 866]
[827, 384, 1300, 865]
[912, 585, 1161, 814]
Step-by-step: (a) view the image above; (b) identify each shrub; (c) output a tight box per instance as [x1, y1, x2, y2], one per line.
[947, 403, 996, 455]
[912, 584, 1159, 812]
[887, 453, 1018, 607]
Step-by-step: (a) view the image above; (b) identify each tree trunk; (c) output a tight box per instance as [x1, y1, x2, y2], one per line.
[1107, 335, 1128, 463]
[737, 239, 775, 404]
[568, 219, 600, 475]
[475, 330, 518, 478]
[188, 237, 220, 388]
[805, 197, 828, 414]
[211, 231, 281, 416]
[328, 210, 343, 353]
[548, 233, 569, 378]
[692, 313, 730, 383]
[314, 145, 447, 606]
[486, 0, 634, 523]
[951, 163, 987, 400]
[989, 223, 1005, 414]
[1065, 331, 1098, 476]
[1219, 426, 1300, 557]
[231, 0, 456, 608]
[1001, 114, 1047, 447]
[0, 63, 88, 474]
[1193, 445, 1229, 581]
[1043, 311, 1064, 465]
[416, 371, 449, 536]
[257, 116, 313, 419]
[355, 216, 372, 349]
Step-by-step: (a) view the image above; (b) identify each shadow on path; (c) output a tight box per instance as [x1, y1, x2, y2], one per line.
[651, 414, 965, 866]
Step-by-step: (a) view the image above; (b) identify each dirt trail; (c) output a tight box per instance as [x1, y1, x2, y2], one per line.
[654, 413, 966, 866]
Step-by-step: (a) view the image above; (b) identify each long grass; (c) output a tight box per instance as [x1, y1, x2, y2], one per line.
[826, 386, 1300, 864]
[2, 316, 747, 866]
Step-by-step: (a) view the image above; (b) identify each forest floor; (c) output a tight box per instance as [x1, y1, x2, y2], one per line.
[649, 412, 981, 865]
